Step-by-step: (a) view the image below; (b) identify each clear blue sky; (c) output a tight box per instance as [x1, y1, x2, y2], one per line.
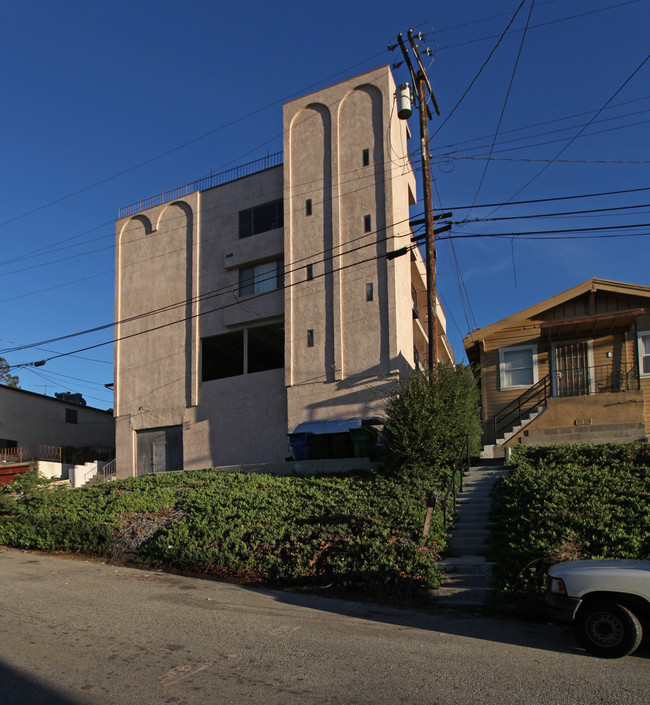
[2, 0, 649, 409]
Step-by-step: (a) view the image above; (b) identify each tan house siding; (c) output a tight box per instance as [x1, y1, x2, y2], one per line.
[466, 279, 650, 449]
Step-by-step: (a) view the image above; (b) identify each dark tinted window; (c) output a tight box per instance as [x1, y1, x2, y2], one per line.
[248, 324, 284, 373]
[202, 331, 244, 381]
[239, 200, 283, 238]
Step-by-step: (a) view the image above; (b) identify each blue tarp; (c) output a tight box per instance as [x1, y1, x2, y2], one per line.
[290, 417, 380, 436]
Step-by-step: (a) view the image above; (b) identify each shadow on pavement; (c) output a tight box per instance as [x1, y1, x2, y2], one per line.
[0, 659, 88, 705]
[244, 583, 650, 661]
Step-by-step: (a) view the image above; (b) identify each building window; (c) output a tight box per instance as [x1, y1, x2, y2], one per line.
[247, 323, 284, 373]
[306, 199, 312, 216]
[65, 408, 78, 424]
[362, 148, 370, 166]
[499, 345, 538, 389]
[364, 214, 372, 233]
[307, 329, 314, 348]
[239, 259, 283, 297]
[366, 283, 374, 301]
[202, 330, 244, 381]
[638, 331, 650, 377]
[238, 199, 283, 238]
[306, 264, 314, 281]
[202, 324, 284, 382]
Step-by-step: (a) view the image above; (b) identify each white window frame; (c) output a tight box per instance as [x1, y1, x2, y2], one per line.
[499, 344, 538, 390]
[638, 330, 650, 378]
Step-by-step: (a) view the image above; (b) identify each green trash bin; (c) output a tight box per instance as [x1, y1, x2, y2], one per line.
[330, 432, 353, 458]
[309, 434, 331, 460]
[350, 427, 377, 458]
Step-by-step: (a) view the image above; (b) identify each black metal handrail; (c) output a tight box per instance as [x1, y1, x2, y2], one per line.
[493, 374, 551, 443]
[118, 152, 283, 218]
[423, 436, 471, 534]
[441, 436, 472, 531]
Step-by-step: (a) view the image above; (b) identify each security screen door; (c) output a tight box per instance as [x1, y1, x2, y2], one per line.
[553, 341, 592, 397]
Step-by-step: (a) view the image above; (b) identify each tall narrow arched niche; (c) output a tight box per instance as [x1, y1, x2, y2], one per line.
[288, 103, 335, 384]
[338, 83, 389, 377]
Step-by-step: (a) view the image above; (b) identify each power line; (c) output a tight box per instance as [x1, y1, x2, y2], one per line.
[466, 0, 536, 217]
[0, 51, 387, 232]
[485, 50, 650, 216]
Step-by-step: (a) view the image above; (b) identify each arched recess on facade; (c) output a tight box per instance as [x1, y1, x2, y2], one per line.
[156, 200, 195, 409]
[338, 83, 389, 375]
[288, 102, 336, 382]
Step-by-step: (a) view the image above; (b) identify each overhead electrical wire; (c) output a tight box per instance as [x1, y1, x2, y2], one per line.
[466, 0, 536, 218]
[485, 50, 650, 216]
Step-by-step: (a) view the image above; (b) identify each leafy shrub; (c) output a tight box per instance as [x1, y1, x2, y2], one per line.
[381, 364, 481, 484]
[0, 467, 446, 600]
[490, 442, 650, 601]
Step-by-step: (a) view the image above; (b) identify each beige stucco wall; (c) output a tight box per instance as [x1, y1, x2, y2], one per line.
[283, 65, 427, 433]
[0, 386, 114, 450]
[114, 66, 452, 473]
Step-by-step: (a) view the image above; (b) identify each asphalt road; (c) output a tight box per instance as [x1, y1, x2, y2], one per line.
[1, 548, 648, 705]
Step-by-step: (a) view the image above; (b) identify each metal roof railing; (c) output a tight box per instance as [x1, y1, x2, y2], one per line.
[118, 152, 284, 219]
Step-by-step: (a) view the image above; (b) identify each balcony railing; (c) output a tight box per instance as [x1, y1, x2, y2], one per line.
[0, 445, 61, 464]
[554, 362, 639, 396]
[118, 152, 283, 218]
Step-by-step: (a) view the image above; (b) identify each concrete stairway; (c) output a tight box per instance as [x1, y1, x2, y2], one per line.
[432, 461, 509, 607]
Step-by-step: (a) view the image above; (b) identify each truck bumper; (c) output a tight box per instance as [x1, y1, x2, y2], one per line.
[546, 592, 582, 622]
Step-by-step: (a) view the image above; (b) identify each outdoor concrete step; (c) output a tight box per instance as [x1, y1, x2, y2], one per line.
[429, 585, 492, 606]
[439, 556, 493, 575]
[447, 540, 490, 556]
[450, 530, 491, 543]
[450, 520, 495, 531]
[437, 573, 493, 588]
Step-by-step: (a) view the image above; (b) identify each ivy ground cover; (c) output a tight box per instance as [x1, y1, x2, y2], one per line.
[490, 442, 650, 603]
[0, 468, 445, 600]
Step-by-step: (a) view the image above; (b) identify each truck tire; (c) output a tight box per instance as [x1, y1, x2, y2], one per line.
[574, 600, 642, 658]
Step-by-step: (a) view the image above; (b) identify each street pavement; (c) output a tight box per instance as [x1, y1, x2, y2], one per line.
[0, 547, 648, 705]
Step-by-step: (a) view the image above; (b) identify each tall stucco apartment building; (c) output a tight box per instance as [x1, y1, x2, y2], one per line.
[114, 66, 453, 477]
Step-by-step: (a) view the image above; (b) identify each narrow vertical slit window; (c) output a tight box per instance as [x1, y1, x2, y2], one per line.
[362, 148, 370, 167]
[364, 214, 371, 233]
[366, 283, 374, 302]
[307, 329, 314, 348]
[306, 199, 312, 216]
[306, 264, 313, 281]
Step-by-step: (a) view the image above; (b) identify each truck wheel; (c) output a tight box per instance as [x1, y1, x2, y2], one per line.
[574, 601, 642, 658]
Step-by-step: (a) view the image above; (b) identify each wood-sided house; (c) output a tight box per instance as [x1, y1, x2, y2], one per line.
[464, 278, 650, 456]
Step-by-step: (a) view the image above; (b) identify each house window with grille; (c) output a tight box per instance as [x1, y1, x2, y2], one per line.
[65, 408, 78, 424]
[638, 331, 650, 377]
[238, 259, 283, 297]
[499, 345, 538, 389]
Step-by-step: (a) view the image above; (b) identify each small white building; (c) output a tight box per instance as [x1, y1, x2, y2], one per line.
[0, 384, 114, 460]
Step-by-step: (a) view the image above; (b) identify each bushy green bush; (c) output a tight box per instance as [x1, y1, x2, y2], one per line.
[381, 364, 482, 483]
[490, 442, 650, 600]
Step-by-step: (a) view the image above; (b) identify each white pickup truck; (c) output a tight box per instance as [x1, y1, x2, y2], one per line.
[546, 559, 650, 658]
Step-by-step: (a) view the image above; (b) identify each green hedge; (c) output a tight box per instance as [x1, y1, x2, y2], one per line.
[490, 442, 650, 600]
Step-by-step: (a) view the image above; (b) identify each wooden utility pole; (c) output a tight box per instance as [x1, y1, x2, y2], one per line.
[396, 30, 441, 377]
